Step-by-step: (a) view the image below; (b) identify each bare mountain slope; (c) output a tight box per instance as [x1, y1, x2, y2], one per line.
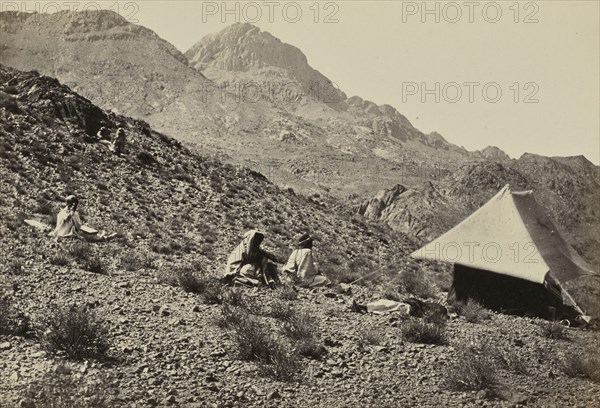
[2, 12, 522, 199]
[0, 11, 478, 196]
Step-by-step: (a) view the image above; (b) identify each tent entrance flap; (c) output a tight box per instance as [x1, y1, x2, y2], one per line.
[450, 264, 579, 317]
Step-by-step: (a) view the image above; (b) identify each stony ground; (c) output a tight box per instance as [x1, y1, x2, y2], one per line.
[1, 258, 599, 407]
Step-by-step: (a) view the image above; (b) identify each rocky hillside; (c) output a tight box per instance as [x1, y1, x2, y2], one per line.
[357, 157, 600, 264]
[1, 11, 506, 199]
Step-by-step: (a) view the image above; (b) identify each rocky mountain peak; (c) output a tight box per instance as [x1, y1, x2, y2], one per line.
[477, 146, 511, 161]
[185, 23, 347, 108]
[186, 23, 306, 72]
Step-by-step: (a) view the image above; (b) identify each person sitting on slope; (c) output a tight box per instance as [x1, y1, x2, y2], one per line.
[282, 233, 329, 287]
[49, 195, 117, 242]
[49, 195, 82, 241]
[224, 230, 280, 288]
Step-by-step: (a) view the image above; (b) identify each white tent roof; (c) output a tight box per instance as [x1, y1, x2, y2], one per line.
[411, 185, 596, 284]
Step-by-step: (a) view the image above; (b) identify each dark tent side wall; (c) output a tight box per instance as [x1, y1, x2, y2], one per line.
[449, 264, 579, 319]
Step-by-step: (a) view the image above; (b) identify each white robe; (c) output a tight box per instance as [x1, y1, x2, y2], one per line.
[50, 207, 81, 239]
[283, 248, 328, 287]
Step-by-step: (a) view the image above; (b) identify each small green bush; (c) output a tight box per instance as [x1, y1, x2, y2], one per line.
[176, 268, 206, 294]
[231, 312, 303, 381]
[68, 242, 91, 263]
[268, 300, 294, 320]
[296, 338, 327, 360]
[476, 338, 528, 375]
[221, 288, 246, 307]
[174, 268, 222, 304]
[5, 259, 26, 275]
[357, 326, 383, 346]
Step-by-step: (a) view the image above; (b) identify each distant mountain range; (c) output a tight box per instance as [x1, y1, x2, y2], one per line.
[1, 11, 513, 195]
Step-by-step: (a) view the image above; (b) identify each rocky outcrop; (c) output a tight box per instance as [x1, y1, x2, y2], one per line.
[476, 146, 511, 161]
[185, 23, 347, 109]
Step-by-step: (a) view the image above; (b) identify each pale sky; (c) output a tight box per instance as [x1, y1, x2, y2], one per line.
[11, 1, 600, 163]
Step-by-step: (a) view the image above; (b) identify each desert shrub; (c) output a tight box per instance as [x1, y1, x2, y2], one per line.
[34, 199, 54, 215]
[24, 364, 109, 408]
[400, 318, 447, 345]
[278, 285, 298, 301]
[282, 311, 317, 341]
[175, 268, 206, 293]
[221, 288, 246, 307]
[150, 242, 175, 255]
[296, 338, 327, 360]
[399, 267, 435, 299]
[68, 242, 91, 263]
[539, 321, 569, 340]
[0, 295, 30, 336]
[119, 252, 144, 271]
[476, 338, 528, 375]
[456, 300, 490, 323]
[495, 348, 529, 375]
[39, 305, 110, 360]
[236, 294, 265, 316]
[85, 256, 107, 275]
[357, 326, 383, 346]
[561, 351, 600, 383]
[446, 346, 499, 391]
[137, 151, 156, 166]
[200, 278, 223, 305]
[214, 303, 244, 329]
[51, 253, 72, 266]
[268, 300, 294, 320]
[259, 339, 304, 382]
[233, 312, 273, 354]
[0, 92, 19, 112]
[173, 267, 222, 304]
[173, 173, 194, 184]
[230, 312, 303, 381]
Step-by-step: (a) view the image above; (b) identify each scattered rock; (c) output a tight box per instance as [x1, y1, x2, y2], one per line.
[0, 342, 12, 350]
[267, 390, 281, 400]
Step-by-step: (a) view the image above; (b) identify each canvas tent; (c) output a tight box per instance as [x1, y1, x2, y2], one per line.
[411, 185, 597, 317]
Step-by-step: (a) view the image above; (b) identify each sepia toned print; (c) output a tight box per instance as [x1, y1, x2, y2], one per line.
[1, 1, 598, 407]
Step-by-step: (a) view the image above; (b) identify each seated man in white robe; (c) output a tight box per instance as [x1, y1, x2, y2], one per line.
[49, 195, 117, 242]
[283, 233, 329, 287]
[50, 195, 82, 241]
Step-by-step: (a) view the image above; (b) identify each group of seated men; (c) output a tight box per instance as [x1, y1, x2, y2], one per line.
[48, 196, 329, 288]
[224, 229, 330, 289]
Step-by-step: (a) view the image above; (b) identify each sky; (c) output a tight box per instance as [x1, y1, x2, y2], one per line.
[10, 1, 600, 163]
